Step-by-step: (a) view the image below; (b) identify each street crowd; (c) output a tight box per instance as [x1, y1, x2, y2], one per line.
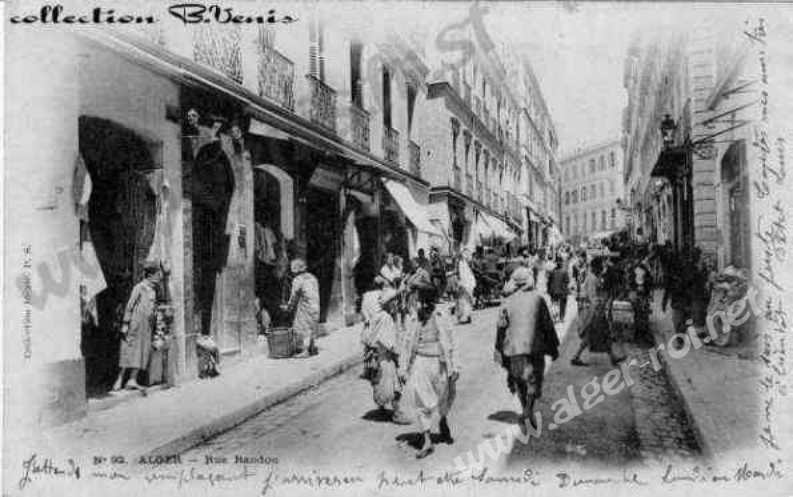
[352, 235, 732, 458]
[110, 229, 738, 459]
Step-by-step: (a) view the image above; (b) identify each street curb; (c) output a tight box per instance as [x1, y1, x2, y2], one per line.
[649, 311, 715, 461]
[142, 353, 364, 458]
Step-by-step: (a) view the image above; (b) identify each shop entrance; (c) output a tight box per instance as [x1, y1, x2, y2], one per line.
[721, 140, 750, 270]
[78, 116, 157, 396]
[305, 188, 339, 323]
[253, 167, 291, 327]
[381, 209, 410, 262]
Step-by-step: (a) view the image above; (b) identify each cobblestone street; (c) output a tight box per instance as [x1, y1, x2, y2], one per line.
[183, 298, 700, 474]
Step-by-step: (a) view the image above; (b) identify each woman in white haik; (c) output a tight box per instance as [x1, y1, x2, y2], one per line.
[400, 269, 459, 459]
[360, 276, 410, 424]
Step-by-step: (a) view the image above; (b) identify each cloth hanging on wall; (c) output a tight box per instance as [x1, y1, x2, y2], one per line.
[255, 222, 278, 264]
[73, 154, 92, 222]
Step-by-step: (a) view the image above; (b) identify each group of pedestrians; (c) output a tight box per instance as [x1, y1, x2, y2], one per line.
[360, 256, 458, 458]
[358, 239, 721, 454]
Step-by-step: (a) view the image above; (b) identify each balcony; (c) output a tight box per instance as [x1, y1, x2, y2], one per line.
[193, 24, 243, 83]
[383, 126, 399, 165]
[258, 45, 295, 111]
[453, 167, 462, 191]
[465, 173, 473, 196]
[408, 140, 421, 176]
[350, 105, 370, 151]
[307, 75, 337, 132]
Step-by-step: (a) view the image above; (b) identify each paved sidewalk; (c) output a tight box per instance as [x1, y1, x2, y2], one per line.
[646, 290, 763, 460]
[14, 325, 365, 463]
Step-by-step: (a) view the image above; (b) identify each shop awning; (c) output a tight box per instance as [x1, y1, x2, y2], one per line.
[589, 230, 618, 241]
[480, 212, 517, 242]
[383, 180, 439, 236]
[474, 212, 497, 240]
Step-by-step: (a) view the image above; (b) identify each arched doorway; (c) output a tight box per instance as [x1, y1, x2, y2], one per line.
[78, 116, 157, 396]
[720, 140, 750, 270]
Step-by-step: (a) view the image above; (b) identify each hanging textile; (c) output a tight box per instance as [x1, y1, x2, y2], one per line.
[346, 210, 361, 269]
[254, 222, 278, 264]
[73, 153, 92, 222]
[80, 239, 107, 301]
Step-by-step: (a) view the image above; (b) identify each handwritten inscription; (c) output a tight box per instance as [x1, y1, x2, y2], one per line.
[744, 15, 789, 455]
[14, 455, 788, 493]
[18, 454, 81, 490]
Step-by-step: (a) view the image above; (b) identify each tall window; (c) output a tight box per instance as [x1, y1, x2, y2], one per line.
[349, 42, 363, 107]
[406, 84, 416, 136]
[581, 186, 587, 202]
[599, 155, 605, 171]
[565, 216, 570, 235]
[382, 66, 392, 128]
[308, 18, 325, 80]
[589, 159, 595, 174]
[609, 180, 615, 194]
[591, 211, 597, 231]
[599, 182, 604, 198]
[601, 210, 606, 230]
[590, 184, 596, 199]
[611, 208, 616, 228]
[572, 190, 577, 203]
[565, 191, 570, 205]
[609, 151, 616, 168]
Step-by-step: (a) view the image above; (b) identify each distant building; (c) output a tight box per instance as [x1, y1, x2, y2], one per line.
[559, 140, 625, 245]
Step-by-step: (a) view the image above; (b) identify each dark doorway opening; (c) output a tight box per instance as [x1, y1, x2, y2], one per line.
[253, 168, 291, 327]
[78, 116, 157, 397]
[305, 188, 339, 323]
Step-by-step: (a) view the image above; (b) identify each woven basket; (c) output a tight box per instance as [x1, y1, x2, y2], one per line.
[266, 327, 297, 359]
[611, 300, 634, 325]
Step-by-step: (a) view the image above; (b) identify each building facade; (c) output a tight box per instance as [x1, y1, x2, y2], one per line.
[559, 140, 625, 245]
[414, 9, 561, 255]
[5, 4, 440, 428]
[622, 16, 764, 273]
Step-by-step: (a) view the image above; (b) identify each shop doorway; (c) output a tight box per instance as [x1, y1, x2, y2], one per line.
[305, 188, 339, 323]
[721, 141, 750, 270]
[381, 209, 410, 262]
[78, 116, 157, 396]
[253, 167, 291, 327]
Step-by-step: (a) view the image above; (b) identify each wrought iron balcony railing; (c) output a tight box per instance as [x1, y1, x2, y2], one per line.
[258, 45, 295, 111]
[193, 24, 243, 83]
[383, 126, 399, 165]
[350, 104, 370, 151]
[307, 75, 337, 132]
[408, 140, 421, 176]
